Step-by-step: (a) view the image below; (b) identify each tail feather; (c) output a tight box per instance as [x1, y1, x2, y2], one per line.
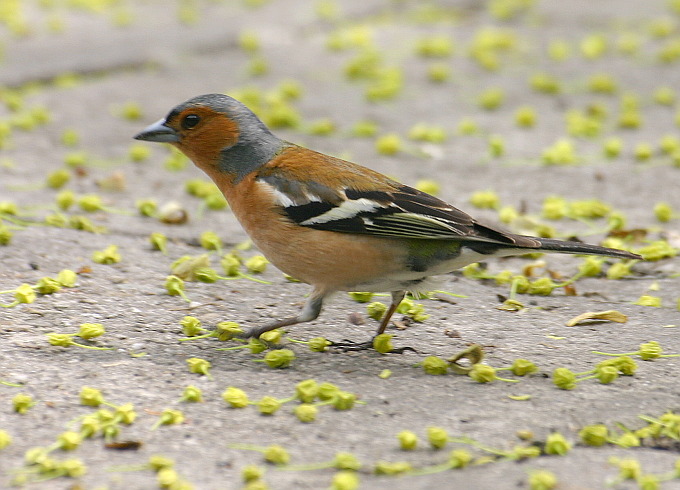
[531, 237, 641, 260]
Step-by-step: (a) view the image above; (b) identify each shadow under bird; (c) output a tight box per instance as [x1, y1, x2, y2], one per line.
[135, 94, 641, 344]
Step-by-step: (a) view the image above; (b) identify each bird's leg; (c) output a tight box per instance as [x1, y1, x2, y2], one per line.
[376, 290, 405, 335]
[242, 292, 324, 339]
[332, 290, 415, 353]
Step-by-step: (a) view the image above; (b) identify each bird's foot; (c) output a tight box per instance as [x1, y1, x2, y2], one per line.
[329, 339, 373, 351]
[329, 338, 417, 354]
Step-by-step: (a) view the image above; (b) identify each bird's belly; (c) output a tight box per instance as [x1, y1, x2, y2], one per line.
[246, 224, 410, 292]
[348, 246, 493, 293]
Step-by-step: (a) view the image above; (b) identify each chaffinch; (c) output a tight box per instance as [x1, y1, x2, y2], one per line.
[135, 94, 641, 342]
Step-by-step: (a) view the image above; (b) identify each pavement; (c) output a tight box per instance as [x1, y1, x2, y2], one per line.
[1, 1, 679, 489]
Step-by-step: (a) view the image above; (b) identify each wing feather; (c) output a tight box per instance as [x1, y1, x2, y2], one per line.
[258, 173, 536, 247]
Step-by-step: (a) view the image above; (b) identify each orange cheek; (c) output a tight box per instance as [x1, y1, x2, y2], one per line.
[176, 116, 240, 171]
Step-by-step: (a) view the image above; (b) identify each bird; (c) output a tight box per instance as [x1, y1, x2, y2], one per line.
[134, 93, 641, 345]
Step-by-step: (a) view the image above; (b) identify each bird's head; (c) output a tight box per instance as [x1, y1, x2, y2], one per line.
[134, 93, 282, 182]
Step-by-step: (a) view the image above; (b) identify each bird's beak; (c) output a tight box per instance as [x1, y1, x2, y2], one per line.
[133, 118, 179, 143]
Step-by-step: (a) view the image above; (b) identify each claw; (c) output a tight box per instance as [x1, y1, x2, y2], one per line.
[329, 339, 374, 352]
[329, 339, 417, 354]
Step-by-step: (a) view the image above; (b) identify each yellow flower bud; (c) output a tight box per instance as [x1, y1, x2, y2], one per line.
[261, 349, 295, 368]
[449, 449, 472, 468]
[12, 393, 35, 414]
[57, 431, 82, 451]
[332, 391, 356, 410]
[331, 470, 359, 490]
[469, 364, 497, 383]
[579, 424, 609, 446]
[222, 387, 249, 408]
[56, 269, 78, 287]
[295, 379, 319, 403]
[264, 445, 290, 465]
[186, 357, 211, 376]
[242, 464, 263, 482]
[426, 426, 449, 449]
[257, 396, 281, 415]
[552, 367, 577, 390]
[92, 245, 121, 265]
[528, 470, 558, 490]
[245, 255, 269, 274]
[0, 430, 12, 449]
[372, 333, 393, 354]
[79, 387, 104, 406]
[333, 452, 361, 471]
[421, 356, 449, 375]
[14, 284, 36, 304]
[366, 302, 387, 320]
[510, 359, 538, 376]
[294, 404, 318, 423]
[34, 277, 61, 295]
[544, 432, 571, 455]
[77, 323, 105, 339]
[397, 430, 418, 450]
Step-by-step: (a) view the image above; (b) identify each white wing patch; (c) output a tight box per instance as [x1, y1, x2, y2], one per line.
[301, 198, 386, 225]
[259, 180, 322, 207]
[303, 192, 323, 203]
[270, 187, 295, 207]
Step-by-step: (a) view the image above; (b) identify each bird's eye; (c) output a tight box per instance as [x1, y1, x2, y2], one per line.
[181, 114, 201, 130]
